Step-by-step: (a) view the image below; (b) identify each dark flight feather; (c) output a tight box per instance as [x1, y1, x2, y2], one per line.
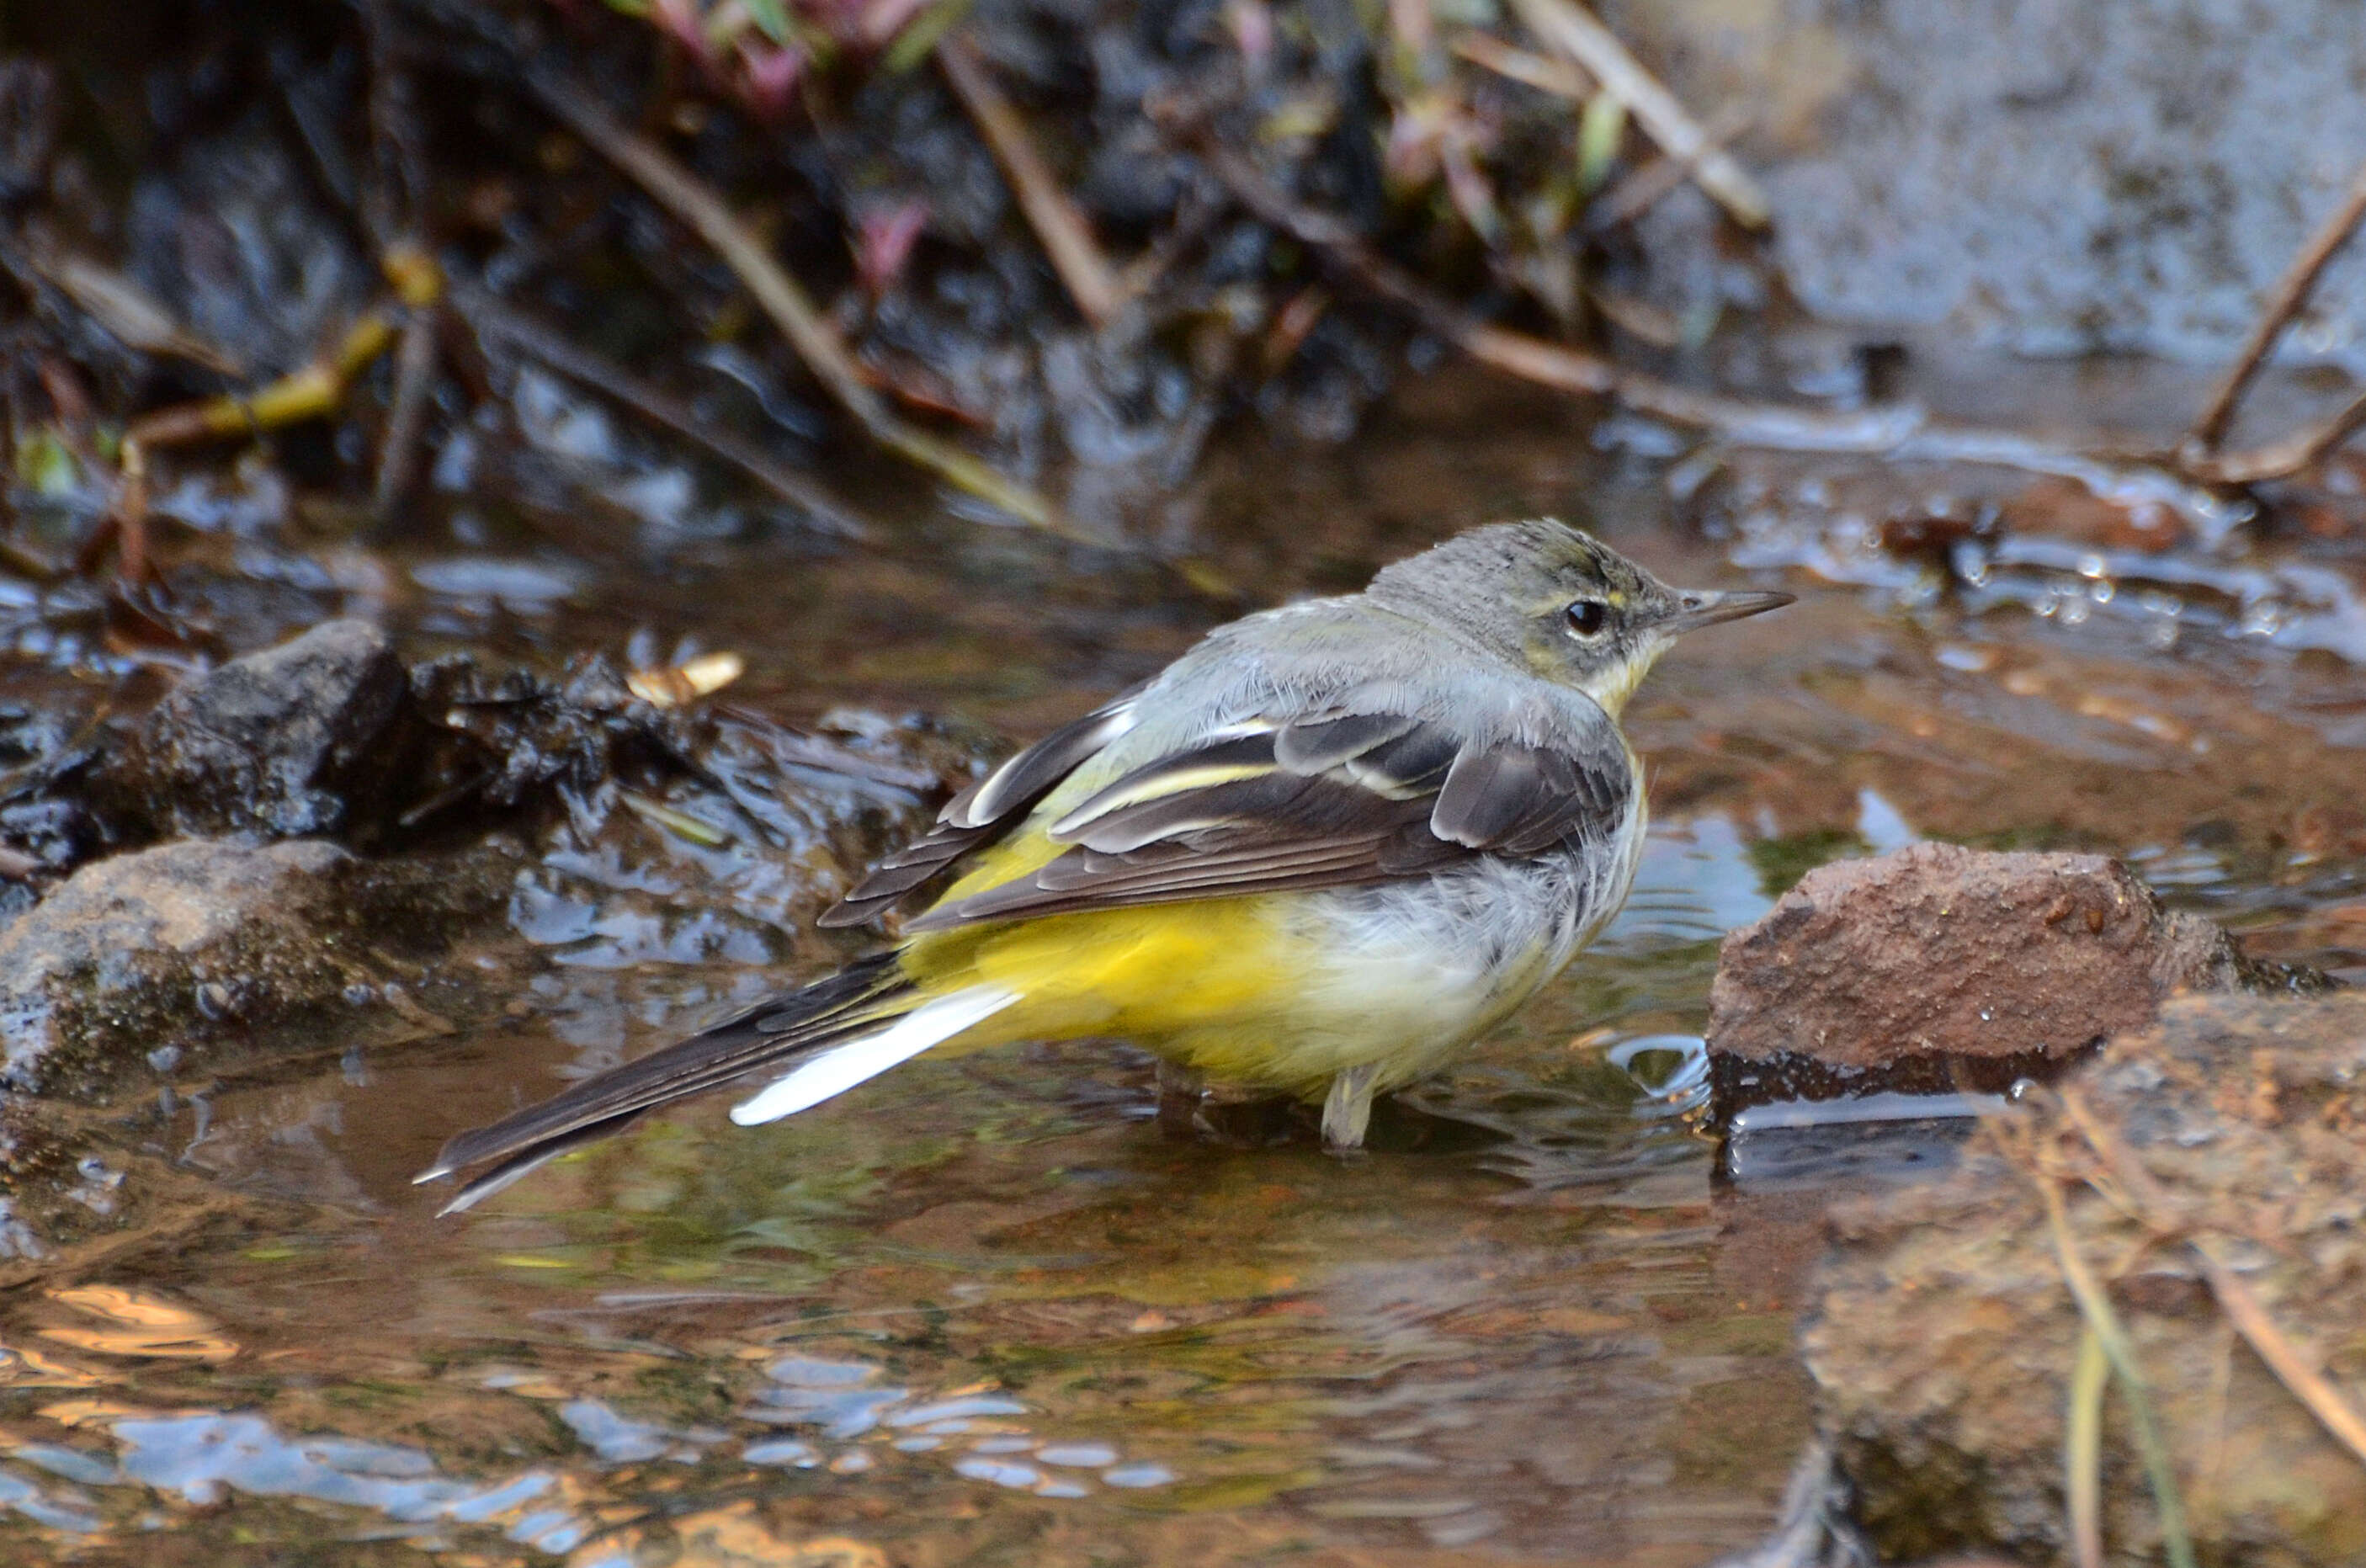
[416, 952, 911, 1201]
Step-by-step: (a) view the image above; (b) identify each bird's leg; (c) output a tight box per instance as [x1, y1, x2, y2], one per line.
[1155, 1059, 1204, 1141]
[1321, 1063, 1379, 1153]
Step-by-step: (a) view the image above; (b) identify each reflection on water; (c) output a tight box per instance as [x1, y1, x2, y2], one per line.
[5, 375, 2366, 1563]
[0, 806, 1813, 1564]
[5, 773, 2353, 1562]
[1603, 814, 1774, 950]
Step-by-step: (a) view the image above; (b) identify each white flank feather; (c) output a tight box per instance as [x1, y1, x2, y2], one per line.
[728, 986, 1021, 1125]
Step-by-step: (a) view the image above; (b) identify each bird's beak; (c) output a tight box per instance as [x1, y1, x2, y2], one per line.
[1664, 587, 1795, 634]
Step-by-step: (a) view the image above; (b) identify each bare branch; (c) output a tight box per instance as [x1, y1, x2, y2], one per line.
[2188, 156, 2366, 454]
[1587, 104, 1752, 232]
[454, 285, 873, 539]
[2189, 388, 2366, 486]
[938, 33, 1123, 328]
[522, 63, 1079, 540]
[1449, 32, 1592, 100]
[1504, 0, 1768, 228]
[372, 306, 440, 522]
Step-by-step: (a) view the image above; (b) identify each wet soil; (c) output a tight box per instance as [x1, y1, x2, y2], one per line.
[0, 362, 2363, 1565]
[1810, 989, 2366, 1566]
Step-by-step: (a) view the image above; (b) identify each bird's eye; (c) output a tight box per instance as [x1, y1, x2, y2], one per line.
[1564, 599, 1609, 638]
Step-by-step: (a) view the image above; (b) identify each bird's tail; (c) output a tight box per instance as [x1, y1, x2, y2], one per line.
[413, 953, 1018, 1215]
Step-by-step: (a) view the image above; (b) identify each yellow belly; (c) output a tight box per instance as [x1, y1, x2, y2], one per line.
[900, 896, 1308, 1083]
[893, 827, 1558, 1098]
[902, 896, 1538, 1098]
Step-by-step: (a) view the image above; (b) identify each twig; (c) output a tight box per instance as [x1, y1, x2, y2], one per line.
[29, 251, 242, 377]
[454, 285, 872, 539]
[1449, 32, 1591, 99]
[520, 63, 1079, 539]
[2039, 1178, 2199, 1568]
[1587, 104, 1752, 232]
[2066, 1325, 2108, 1568]
[125, 311, 401, 448]
[937, 32, 1122, 328]
[362, 3, 439, 524]
[361, 0, 433, 250]
[2059, 1087, 2366, 1475]
[1109, 184, 1217, 306]
[2188, 1242, 2366, 1472]
[1173, 124, 2245, 534]
[110, 433, 151, 591]
[373, 304, 440, 522]
[2189, 157, 2366, 454]
[2184, 387, 2366, 486]
[1586, 285, 1681, 348]
[1503, 0, 1768, 228]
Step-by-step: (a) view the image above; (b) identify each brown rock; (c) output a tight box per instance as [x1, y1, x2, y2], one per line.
[1706, 842, 2248, 1118]
[1805, 991, 2366, 1566]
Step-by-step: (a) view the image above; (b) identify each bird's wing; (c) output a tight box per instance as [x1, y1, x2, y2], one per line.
[902, 698, 1634, 931]
[816, 688, 1145, 928]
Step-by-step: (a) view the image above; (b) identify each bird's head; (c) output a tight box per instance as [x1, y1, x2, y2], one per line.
[1365, 518, 1794, 716]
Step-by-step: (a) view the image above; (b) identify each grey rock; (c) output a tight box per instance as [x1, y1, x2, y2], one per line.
[1603, 0, 2366, 366]
[0, 837, 502, 1098]
[126, 619, 407, 838]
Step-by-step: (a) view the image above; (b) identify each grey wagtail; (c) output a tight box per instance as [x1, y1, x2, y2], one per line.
[417, 520, 1790, 1209]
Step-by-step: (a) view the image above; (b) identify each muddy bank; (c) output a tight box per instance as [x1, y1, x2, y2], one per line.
[1805, 989, 2366, 1565]
[9, 0, 2366, 602]
[2, 0, 1790, 550]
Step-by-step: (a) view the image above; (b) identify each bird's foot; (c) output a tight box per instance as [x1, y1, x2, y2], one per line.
[1155, 1060, 1203, 1142]
[1156, 1060, 1298, 1145]
[1321, 1063, 1378, 1156]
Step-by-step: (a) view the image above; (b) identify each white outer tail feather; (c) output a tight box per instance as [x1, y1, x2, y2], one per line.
[728, 986, 1022, 1126]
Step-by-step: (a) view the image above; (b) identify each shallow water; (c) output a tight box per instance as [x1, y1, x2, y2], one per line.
[3, 365, 2364, 1565]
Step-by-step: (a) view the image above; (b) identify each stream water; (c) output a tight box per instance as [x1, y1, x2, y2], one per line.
[2, 364, 2363, 1565]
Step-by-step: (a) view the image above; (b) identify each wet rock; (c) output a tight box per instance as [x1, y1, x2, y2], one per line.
[113, 619, 410, 839]
[400, 655, 959, 961]
[1706, 843, 2254, 1121]
[4, 630, 959, 1007]
[0, 837, 504, 1098]
[1805, 991, 2366, 1565]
